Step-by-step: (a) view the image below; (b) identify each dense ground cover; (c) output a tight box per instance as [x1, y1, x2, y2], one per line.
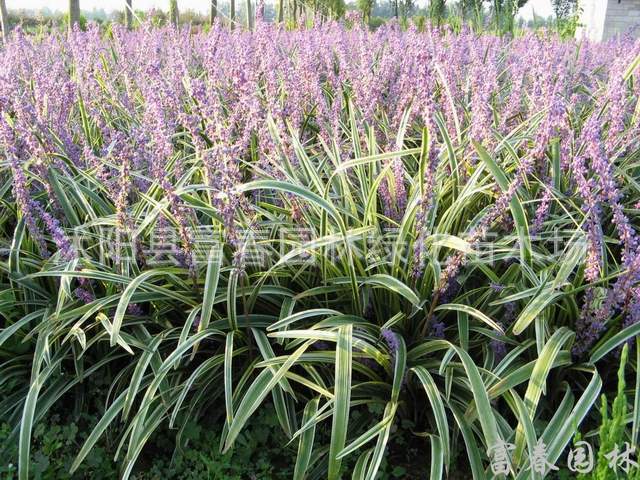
[1, 19, 640, 478]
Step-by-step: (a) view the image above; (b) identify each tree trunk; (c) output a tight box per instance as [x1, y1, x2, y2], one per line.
[277, 0, 284, 22]
[69, 0, 80, 30]
[0, 0, 9, 41]
[169, 0, 179, 26]
[210, 0, 217, 24]
[125, 0, 132, 29]
[230, 0, 236, 28]
[246, 0, 252, 29]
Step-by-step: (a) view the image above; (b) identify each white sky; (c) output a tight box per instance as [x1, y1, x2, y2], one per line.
[8, 0, 555, 19]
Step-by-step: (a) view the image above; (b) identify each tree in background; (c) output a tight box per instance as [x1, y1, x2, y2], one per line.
[459, 0, 483, 24]
[330, 0, 346, 18]
[390, 0, 398, 18]
[552, 0, 577, 19]
[277, 0, 284, 21]
[169, 0, 179, 25]
[491, 0, 529, 32]
[422, 0, 532, 32]
[399, 0, 415, 19]
[429, 0, 446, 24]
[491, 0, 528, 9]
[0, 0, 8, 40]
[125, 0, 133, 29]
[246, 0, 252, 28]
[231, 0, 236, 28]
[552, 0, 579, 37]
[357, 0, 374, 23]
[69, 0, 80, 29]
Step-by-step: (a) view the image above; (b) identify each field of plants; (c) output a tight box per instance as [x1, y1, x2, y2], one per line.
[2, 17, 640, 479]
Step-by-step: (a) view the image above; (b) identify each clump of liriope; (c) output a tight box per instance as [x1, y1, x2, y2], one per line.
[3, 21, 640, 480]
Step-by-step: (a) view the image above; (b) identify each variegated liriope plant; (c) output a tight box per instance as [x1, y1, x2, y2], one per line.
[1, 22, 640, 480]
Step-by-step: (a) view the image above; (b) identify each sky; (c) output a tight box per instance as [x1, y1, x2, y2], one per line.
[7, 0, 555, 19]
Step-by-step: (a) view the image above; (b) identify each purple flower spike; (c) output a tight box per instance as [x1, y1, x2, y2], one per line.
[381, 328, 400, 355]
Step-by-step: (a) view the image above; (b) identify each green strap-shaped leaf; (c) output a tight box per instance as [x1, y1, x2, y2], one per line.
[364, 402, 395, 480]
[223, 340, 311, 452]
[268, 308, 342, 331]
[523, 328, 574, 415]
[512, 286, 561, 335]
[336, 405, 396, 460]
[351, 450, 373, 480]
[413, 367, 450, 471]
[224, 331, 234, 426]
[513, 232, 585, 335]
[71, 390, 128, 473]
[111, 269, 173, 346]
[293, 398, 320, 480]
[513, 370, 601, 479]
[227, 269, 239, 332]
[624, 51, 640, 81]
[363, 336, 406, 479]
[238, 179, 361, 312]
[634, 342, 640, 448]
[450, 404, 486, 480]
[514, 328, 574, 462]
[362, 274, 421, 307]
[19, 361, 59, 480]
[200, 246, 223, 332]
[169, 353, 227, 428]
[443, 341, 501, 450]
[328, 324, 353, 480]
[0, 310, 45, 347]
[435, 303, 504, 333]
[507, 391, 540, 477]
[429, 435, 444, 480]
[474, 140, 531, 266]
[123, 335, 163, 419]
[590, 321, 640, 363]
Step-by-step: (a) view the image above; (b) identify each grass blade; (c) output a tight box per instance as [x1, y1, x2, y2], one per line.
[328, 324, 353, 480]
